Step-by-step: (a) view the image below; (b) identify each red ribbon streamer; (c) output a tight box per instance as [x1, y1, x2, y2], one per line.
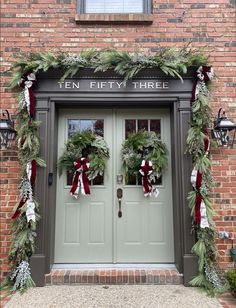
[139, 160, 153, 195]
[195, 170, 202, 191]
[19, 73, 36, 118]
[70, 158, 90, 197]
[12, 160, 37, 219]
[195, 193, 202, 225]
[28, 87, 35, 118]
[12, 198, 26, 219]
[191, 66, 213, 102]
[204, 135, 210, 154]
[30, 159, 37, 186]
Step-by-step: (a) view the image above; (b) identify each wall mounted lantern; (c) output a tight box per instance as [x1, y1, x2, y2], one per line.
[212, 108, 236, 148]
[0, 110, 16, 150]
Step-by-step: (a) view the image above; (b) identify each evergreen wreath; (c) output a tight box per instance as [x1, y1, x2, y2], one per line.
[58, 129, 110, 181]
[121, 130, 168, 180]
[3, 47, 226, 295]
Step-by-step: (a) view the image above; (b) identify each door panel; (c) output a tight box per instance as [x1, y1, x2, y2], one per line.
[55, 110, 113, 263]
[115, 109, 174, 262]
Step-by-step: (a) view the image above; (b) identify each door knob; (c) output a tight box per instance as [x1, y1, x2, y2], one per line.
[117, 188, 123, 218]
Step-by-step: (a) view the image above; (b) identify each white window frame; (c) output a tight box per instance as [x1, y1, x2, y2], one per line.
[77, 0, 152, 14]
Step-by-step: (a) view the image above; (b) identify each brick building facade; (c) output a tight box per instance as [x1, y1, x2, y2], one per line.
[0, 0, 235, 283]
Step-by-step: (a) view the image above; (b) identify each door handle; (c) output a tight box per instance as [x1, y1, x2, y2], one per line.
[48, 172, 53, 185]
[117, 188, 123, 218]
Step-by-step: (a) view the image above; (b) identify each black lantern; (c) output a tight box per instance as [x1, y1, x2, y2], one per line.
[0, 110, 16, 150]
[212, 108, 236, 147]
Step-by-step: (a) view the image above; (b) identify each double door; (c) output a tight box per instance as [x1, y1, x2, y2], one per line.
[55, 109, 174, 263]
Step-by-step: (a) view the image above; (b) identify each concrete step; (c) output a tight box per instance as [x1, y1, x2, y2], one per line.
[45, 268, 183, 285]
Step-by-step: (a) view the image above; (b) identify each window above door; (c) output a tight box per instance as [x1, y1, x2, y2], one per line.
[76, 0, 153, 24]
[78, 0, 151, 14]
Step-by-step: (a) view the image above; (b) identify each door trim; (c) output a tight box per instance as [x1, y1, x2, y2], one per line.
[31, 69, 197, 286]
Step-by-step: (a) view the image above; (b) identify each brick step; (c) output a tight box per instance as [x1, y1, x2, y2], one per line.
[46, 268, 183, 285]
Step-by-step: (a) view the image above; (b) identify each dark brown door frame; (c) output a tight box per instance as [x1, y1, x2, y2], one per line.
[30, 69, 198, 286]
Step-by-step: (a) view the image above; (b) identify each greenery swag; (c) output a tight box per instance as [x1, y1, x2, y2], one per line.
[2, 106, 46, 294]
[186, 69, 227, 294]
[3, 47, 226, 295]
[121, 130, 168, 181]
[58, 130, 110, 180]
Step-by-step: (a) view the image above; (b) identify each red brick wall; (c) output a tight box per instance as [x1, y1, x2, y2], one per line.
[212, 148, 236, 269]
[1, 0, 236, 279]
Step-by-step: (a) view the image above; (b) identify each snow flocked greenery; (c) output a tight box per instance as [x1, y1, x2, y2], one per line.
[121, 130, 168, 182]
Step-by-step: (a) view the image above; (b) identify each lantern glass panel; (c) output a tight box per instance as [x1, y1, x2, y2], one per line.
[0, 130, 8, 149]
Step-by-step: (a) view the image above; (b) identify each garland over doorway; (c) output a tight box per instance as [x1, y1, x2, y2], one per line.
[3, 47, 226, 294]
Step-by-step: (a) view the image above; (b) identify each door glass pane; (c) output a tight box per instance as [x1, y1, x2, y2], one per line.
[128, 172, 162, 186]
[68, 119, 104, 137]
[67, 171, 74, 186]
[80, 120, 94, 131]
[125, 118, 162, 186]
[67, 172, 104, 186]
[137, 174, 162, 186]
[137, 173, 142, 185]
[153, 176, 162, 186]
[138, 119, 148, 131]
[125, 119, 136, 138]
[92, 175, 104, 185]
[94, 120, 104, 137]
[67, 119, 104, 185]
[67, 172, 93, 186]
[68, 120, 80, 137]
[150, 119, 161, 135]
[126, 174, 137, 185]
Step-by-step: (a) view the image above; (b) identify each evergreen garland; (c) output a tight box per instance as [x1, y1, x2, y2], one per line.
[10, 47, 208, 88]
[186, 69, 227, 294]
[16, 110, 41, 167]
[1, 85, 45, 294]
[3, 47, 223, 295]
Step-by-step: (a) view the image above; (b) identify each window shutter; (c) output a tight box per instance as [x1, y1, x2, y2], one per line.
[86, 0, 143, 13]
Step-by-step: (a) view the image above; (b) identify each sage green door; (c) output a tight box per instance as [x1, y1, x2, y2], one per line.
[55, 109, 174, 263]
[115, 110, 174, 262]
[55, 109, 113, 263]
